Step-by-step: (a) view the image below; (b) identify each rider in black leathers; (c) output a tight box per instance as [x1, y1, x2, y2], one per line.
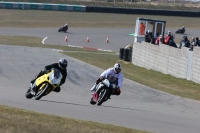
[63, 23, 68, 31]
[30, 58, 68, 93]
[176, 26, 185, 34]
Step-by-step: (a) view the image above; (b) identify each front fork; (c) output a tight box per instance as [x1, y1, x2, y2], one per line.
[30, 82, 40, 96]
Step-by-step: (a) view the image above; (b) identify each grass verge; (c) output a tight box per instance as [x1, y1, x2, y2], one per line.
[0, 105, 152, 133]
[1, 9, 200, 28]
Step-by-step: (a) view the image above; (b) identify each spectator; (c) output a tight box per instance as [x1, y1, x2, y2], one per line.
[152, 32, 159, 44]
[140, 22, 145, 35]
[191, 37, 195, 45]
[190, 37, 195, 50]
[155, 35, 162, 45]
[194, 37, 200, 47]
[145, 30, 153, 43]
[179, 36, 191, 49]
[164, 31, 173, 45]
[169, 40, 177, 48]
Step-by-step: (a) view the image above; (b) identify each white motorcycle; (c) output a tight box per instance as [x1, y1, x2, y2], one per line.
[90, 78, 117, 106]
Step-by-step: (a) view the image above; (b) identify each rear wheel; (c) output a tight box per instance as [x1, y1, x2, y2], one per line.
[25, 88, 33, 99]
[35, 84, 49, 100]
[97, 89, 109, 106]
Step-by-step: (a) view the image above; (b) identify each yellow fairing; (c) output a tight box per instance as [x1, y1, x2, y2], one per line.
[35, 72, 52, 87]
[35, 70, 58, 91]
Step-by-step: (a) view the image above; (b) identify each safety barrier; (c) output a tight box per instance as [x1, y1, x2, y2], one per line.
[0, 2, 86, 12]
[131, 41, 200, 83]
[119, 48, 132, 62]
[86, 6, 200, 17]
[1, 1, 199, 17]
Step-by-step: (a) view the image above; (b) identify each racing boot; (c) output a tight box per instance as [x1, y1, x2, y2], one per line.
[107, 92, 112, 99]
[53, 86, 61, 93]
[90, 83, 97, 92]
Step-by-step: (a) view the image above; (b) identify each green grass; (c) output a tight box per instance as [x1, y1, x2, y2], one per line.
[1, 9, 200, 28]
[0, 105, 152, 133]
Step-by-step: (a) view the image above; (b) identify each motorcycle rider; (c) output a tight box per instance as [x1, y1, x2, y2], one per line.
[177, 26, 185, 34]
[180, 26, 185, 31]
[90, 63, 123, 98]
[30, 58, 68, 94]
[63, 23, 68, 31]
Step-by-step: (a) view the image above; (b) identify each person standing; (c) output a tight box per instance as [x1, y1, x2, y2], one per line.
[140, 22, 145, 35]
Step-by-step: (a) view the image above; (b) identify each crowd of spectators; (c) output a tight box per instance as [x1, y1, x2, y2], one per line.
[144, 30, 200, 51]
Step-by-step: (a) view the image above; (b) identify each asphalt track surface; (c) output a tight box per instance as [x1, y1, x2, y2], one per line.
[1, 28, 200, 133]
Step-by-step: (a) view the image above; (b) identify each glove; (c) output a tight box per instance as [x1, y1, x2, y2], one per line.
[100, 76, 104, 80]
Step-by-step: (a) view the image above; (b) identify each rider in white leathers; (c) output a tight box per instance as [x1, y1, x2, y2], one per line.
[90, 63, 123, 97]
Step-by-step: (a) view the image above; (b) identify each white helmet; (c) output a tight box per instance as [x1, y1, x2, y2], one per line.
[114, 63, 122, 74]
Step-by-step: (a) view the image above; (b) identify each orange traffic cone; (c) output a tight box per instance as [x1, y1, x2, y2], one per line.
[106, 36, 109, 43]
[86, 36, 89, 42]
[64, 35, 68, 42]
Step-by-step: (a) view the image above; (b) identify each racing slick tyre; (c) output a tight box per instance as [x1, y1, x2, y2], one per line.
[97, 89, 109, 106]
[35, 84, 49, 100]
[25, 88, 33, 99]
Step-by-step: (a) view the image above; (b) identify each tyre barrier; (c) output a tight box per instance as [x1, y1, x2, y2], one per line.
[123, 49, 130, 61]
[119, 48, 124, 60]
[128, 48, 132, 62]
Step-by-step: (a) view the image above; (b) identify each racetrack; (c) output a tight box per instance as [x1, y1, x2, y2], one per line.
[1, 28, 200, 133]
[1, 27, 199, 52]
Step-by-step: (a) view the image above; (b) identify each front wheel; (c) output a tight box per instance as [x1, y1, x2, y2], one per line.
[35, 83, 49, 100]
[90, 97, 96, 105]
[97, 89, 109, 106]
[25, 88, 33, 99]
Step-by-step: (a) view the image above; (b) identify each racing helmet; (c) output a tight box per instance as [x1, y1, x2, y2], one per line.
[58, 58, 68, 70]
[114, 63, 122, 74]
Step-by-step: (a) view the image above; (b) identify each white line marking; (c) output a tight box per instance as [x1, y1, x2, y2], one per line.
[51, 49, 63, 52]
[68, 45, 83, 48]
[97, 49, 113, 52]
[42, 36, 48, 44]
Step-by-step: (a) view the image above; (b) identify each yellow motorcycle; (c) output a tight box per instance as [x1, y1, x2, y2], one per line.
[25, 68, 63, 100]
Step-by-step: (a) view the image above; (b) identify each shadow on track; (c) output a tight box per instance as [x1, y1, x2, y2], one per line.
[40, 99, 148, 112]
[58, 32, 74, 34]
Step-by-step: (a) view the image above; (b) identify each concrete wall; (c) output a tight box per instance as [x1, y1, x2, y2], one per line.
[191, 47, 200, 83]
[131, 42, 197, 81]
